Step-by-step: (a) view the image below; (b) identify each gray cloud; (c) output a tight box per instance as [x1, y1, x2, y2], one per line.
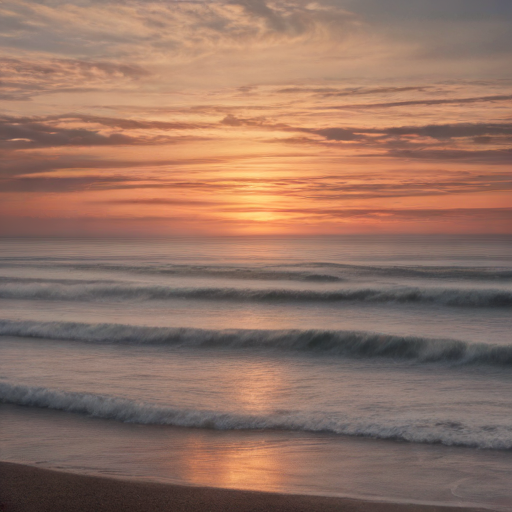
[3, 110, 511, 169]
[220, 114, 364, 140]
[0, 157, 165, 178]
[337, 0, 512, 60]
[220, 205, 512, 221]
[384, 123, 512, 140]
[276, 86, 430, 97]
[5, 170, 510, 200]
[0, 122, 138, 149]
[328, 95, 512, 110]
[0, 116, 207, 149]
[47, 114, 208, 131]
[244, 116, 512, 151]
[0, 149, 262, 178]
[233, 0, 288, 33]
[340, 0, 512, 22]
[0, 57, 149, 100]
[272, 134, 512, 163]
[0, 0, 356, 65]
[385, 148, 512, 163]
[93, 197, 226, 207]
[313, 128, 361, 141]
[0, 175, 134, 193]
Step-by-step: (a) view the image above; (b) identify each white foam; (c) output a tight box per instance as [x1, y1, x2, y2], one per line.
[2, 382, 511, 450]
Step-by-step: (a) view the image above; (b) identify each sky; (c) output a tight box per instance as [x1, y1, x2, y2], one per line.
[1, 0, 511, 236]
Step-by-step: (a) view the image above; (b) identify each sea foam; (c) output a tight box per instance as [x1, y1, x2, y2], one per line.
[1, 382, 511, 450]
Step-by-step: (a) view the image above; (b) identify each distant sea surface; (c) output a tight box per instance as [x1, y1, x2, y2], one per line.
[1, 236, 512, 510]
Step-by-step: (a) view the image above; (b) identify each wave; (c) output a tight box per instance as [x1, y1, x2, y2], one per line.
[304, 263, 512, 281]
[0, 263, 342, 283]
[0, 276, 119, 285]
[0, 281, 511, 307]
[1, 320, 511, 367]
[3, 260, 512, 281]
[1, 382, 511, 450]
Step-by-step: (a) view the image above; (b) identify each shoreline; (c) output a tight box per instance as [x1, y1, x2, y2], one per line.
[0, 462, 493, 512]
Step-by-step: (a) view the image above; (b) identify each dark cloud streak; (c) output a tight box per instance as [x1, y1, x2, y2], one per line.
[0, 57, 149, 100]
[327, 94, 512, 110]
[0, 116, 207, 149]
[4, 172, 510, 199]
[276, 86, 430, 97]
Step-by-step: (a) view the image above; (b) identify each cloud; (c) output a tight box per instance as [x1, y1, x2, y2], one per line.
[232, 0, 289, 33]
[338, 0, 512, 61]
[93, 197, 226, 207]
[385, 149, 512, 163]
[328, 95, 512, 110]
[1, 0, 511, 96]
[384, 123, 512, 140]
[341, 0, 512, 22]
[0, 116, 207, 148]
[47, 114, 208, 131]
[220, 114, 365, 140]
[220, 205, 512, 221]
[0, 175, 133, 193]
[313, 128, 361, 141]
[0, 152, 235, 177]
[221, 114, 262, 127]
[276, 85, 430, 97]
[220, 113, 512, 141]
[0, 122, 138, 149]
[257, 174, 512, 200]
[0, 0, 356, 63]
[0, 57, 149, 100]
[258, 119, 512, 156]
[5, 169, 510, 200]
[0, 143, 289, 180]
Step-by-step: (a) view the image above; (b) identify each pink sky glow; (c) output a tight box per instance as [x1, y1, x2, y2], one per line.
[1, 0, 511, 235]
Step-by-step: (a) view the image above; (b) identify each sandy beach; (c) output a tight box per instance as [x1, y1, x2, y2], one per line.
[0, 462, 493, 512]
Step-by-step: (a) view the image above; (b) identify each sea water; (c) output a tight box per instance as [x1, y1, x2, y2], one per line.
[1, 236, 511, 510]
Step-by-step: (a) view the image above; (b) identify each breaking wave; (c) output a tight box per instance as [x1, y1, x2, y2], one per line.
[1, 382, 511, 450]
[1, 320, 511, 367]
[2, 260, 512, 282]
[0, 263, 341, 282]
[0, 281, 511, 307]
[292, 262, 512, 281]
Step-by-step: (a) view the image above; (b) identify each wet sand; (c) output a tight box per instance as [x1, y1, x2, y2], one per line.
[0, 462, 492, 512]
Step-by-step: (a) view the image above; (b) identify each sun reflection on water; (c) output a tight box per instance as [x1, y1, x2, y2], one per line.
[173, 362, 290, 491]
[179, 434, 285, 492]
[232, 363, 286, 413]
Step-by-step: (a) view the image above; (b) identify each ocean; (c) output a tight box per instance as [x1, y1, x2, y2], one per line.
[1, 235, 511, 510]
